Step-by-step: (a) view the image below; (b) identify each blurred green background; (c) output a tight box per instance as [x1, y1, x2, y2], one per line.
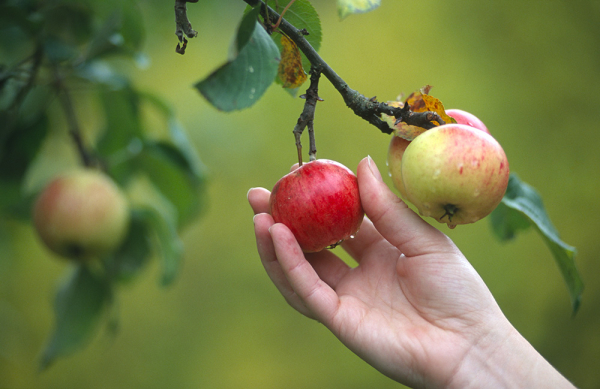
[2, 1, 600, 387]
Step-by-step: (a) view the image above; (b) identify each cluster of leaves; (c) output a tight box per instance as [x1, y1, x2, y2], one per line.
[0, 0, 206, 368]
[196, 1, 322, 111]
[194, 0, 382, 111]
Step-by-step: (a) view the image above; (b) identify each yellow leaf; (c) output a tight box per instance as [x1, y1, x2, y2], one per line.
[382, 87, 456, 140]
[278, 34, 307, 89]
[421, 95, 456, 126]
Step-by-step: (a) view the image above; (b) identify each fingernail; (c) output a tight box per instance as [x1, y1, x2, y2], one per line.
[247, 187, 255, 201]
[367, 155, 383, 182]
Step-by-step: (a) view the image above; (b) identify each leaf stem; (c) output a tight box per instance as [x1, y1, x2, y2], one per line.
[52, 64, 95, 168]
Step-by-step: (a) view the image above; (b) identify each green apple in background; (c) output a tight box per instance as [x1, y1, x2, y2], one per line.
[33, 169, 131, 260]
[400, 124, 509, 228]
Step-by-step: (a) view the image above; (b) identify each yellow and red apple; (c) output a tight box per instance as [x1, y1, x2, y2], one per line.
[33, 169, 130, 259]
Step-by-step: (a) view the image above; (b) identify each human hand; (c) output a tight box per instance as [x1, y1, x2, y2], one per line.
[248, 156, 574, 389]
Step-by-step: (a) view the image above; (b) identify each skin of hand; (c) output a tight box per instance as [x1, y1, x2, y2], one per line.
[248, 156, 575, 389]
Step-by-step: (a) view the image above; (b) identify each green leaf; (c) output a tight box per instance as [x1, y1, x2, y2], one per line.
[139, 90, 207, 180]
[195, 7, 280, 111]
[40, 265, 112, 370]
[490, 175, 533, 240]
[266, 0, 322, 75]
[0, 87, 49, 219]
[490, 173, 583, 314]
[96, 84, 144, 184]
[97, 84, 143, 155]
[337, 0, 381, 20]
[103, 209, 152, 283]
[75, 59, 128, 89]
[78, 1, 145, 63]
[136, 207, 184, 286]
[119, 1, 145, 51]
[0, 111, 48, 180]
[134, 140, 205, 228]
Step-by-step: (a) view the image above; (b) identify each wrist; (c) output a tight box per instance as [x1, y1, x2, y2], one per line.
[448, 320, 575, 389]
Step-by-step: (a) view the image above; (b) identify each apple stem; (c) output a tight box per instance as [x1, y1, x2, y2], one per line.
[308, 120, 316, 161]
[294, 131, 303, 166]
[441, 204, 458, 222]
[293, 67, 322, 165]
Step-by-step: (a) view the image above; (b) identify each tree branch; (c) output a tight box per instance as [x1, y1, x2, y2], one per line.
[244, 0, 444, 134]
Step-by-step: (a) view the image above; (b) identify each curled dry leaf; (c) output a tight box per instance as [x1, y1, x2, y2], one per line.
[382, 86, 456, 140]
[278, 34, 307, 89]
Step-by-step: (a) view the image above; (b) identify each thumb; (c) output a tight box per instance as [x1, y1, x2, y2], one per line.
[357, 156, 455, 258]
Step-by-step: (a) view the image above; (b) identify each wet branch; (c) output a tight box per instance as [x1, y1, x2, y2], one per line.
[243, 0, 444, 134]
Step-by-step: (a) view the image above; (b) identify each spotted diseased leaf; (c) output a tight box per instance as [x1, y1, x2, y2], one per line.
[382, 86, 457, 141]
[278, 34, 307, 88]
[338, 0, 381, 20]
[265, 0, 321, 75]
[406, 87, 455, 125]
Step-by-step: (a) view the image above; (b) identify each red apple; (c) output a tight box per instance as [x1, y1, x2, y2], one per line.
[33, 169, 130, 260]
[446, 109, 490, 134]
[269, 159, 364, 253]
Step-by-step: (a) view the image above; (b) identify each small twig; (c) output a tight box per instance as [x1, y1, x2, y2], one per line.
[52, 65, 95, 168]
[174, 0, 198, 53]
[293, 67, 322, 166]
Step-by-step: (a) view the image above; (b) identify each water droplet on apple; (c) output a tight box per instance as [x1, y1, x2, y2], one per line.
[432, 169, 441, 180]
[473, 188, 480, 197]
[349, 235, 355, 239]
